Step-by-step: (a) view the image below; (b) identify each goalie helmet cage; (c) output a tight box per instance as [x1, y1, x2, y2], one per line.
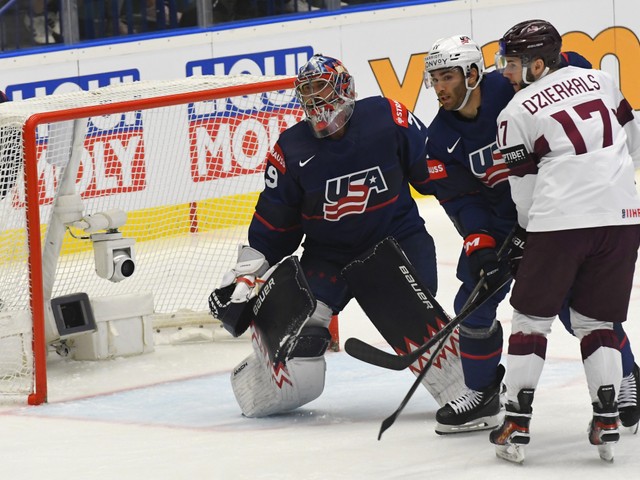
[0, 74, 310, 405]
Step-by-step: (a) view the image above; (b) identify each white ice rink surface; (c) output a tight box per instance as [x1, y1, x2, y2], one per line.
[1, 197, 639, 480]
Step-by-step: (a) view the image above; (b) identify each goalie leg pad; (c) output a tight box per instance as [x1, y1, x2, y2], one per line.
[342, 237, 466, 406]
[231, 352, 326, 418]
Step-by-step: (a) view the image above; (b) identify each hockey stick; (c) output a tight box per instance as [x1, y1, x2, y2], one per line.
[345, 278, 504, 371]
[345, 227, 516, 371]
[377, 228, 516, 439]
[377, 274, 511, 439]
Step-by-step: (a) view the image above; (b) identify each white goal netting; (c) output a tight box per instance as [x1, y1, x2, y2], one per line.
[0, 74, 301, 402]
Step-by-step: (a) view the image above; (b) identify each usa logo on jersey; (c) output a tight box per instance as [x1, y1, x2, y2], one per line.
[468, 142, 509, 187]
[323, 167, 389, 221]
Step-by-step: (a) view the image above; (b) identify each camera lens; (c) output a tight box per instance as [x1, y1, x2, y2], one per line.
[113, 252, 135, 278]
[120, 258, 135, 277]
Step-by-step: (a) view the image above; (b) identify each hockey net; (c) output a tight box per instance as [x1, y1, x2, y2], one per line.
[0, 75, 302, 404]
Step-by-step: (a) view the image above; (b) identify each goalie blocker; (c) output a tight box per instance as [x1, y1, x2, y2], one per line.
[342, 237, 466, 406]
[228, 256, 333, 417]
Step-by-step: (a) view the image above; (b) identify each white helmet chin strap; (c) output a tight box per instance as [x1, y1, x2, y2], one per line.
[455, 76, 481, 111]
[521, 65, 550, 85]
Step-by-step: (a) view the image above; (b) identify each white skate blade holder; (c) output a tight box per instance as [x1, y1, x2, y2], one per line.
[436, 415, 499, 434]
[495, 444, 525, 464]
[597, 444, 614, 463]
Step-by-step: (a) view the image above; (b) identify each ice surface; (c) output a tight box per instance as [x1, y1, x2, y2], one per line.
[1, 198, 638, 479]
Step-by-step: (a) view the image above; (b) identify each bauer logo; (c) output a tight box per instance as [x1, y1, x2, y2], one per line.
[5, 70, 140, 100]
[398, 265, 434, 309]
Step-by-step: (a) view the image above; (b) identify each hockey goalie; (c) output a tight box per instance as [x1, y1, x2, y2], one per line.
[207, 54, 467, 418]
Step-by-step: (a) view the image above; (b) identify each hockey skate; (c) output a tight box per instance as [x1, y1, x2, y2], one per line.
[490, 388, 534, 464]
[589, 385, 620, 463]
[618, 363, 639, 433]
[435, 365, 504, 434]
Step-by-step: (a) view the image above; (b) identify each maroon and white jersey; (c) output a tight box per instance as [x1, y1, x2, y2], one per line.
[496, 66, 640, 232]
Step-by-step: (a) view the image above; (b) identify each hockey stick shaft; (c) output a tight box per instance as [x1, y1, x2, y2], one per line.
[345, 227, 516, 371]
[378, 324, 451, 439]
[377, 227, 517, 438]
[378, 283, 506, 439]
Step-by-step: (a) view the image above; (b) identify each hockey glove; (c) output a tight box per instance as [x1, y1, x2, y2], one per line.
[208, 245, 270, 337]
[507, 225, 527, 276]
[464, 231, 501, 291]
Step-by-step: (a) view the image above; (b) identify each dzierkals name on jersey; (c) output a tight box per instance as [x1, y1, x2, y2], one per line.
[521, 74, 601, 115]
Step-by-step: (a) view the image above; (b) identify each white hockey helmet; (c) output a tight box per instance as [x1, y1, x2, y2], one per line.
[424, 35, 485, 110]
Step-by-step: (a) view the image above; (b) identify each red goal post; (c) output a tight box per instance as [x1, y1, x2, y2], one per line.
[0, 75, 336, 405]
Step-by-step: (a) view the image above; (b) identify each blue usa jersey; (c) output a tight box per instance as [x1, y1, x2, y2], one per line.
[425, 71, 517, 237]
[249, 96, 432, 266]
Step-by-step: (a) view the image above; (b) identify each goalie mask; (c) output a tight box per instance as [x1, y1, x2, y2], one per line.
[423, 35, 484, 111]
[496, 19, 562, 85]
[295, 54, 356, 138]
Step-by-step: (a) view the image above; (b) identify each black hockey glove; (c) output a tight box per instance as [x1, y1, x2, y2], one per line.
[464, 231, 502, 291]
[208, 285, 252, 337]
[208, 245, 270, 337]
[507, 225, 527, 276]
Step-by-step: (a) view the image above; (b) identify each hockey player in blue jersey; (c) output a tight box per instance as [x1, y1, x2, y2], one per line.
[212, 54, 463, 417]
[422, 35, 640, 434]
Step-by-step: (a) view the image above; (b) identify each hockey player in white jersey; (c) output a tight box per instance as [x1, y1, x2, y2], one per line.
[489, 19, 640, 463]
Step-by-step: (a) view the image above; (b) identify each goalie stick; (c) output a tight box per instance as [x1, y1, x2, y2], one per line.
[376, 228, 516, 439]
[345, 227, 516, 371]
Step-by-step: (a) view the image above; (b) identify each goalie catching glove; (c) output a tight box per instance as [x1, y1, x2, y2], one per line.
[464, 231, 502, 291]
[208, 245, 270, 337]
